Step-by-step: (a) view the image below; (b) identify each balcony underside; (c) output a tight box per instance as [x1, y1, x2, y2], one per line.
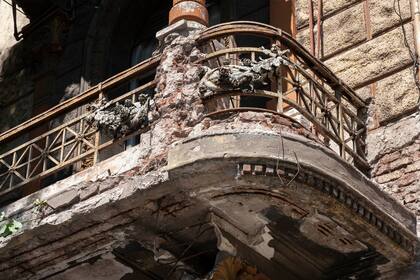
[0, 130, 416, 280]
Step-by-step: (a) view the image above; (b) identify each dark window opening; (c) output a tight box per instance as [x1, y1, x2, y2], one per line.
[208, 0, 295, 111]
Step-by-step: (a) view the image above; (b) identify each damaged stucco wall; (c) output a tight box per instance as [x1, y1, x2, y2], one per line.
[296, 0, 420, 220]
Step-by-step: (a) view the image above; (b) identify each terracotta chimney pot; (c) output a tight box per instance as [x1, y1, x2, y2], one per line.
[169, 0, 209, 26]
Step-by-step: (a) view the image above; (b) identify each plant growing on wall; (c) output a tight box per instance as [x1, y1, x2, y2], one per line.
[0, 212, 22, 238]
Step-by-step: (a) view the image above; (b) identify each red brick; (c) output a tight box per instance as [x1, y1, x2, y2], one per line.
[374, 155, 413, 176]
[395, 172, 419, 187]
[406, 161, 420, 173]
[404, 193, 418, 204]
[375, 170, 402, 184]
[388, 157, 412, 170]
[378, 151, 400, 164]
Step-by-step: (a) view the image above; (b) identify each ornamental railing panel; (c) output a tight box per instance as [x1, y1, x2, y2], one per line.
[0, 56, 159, 200]
[196, 21, 369, 171]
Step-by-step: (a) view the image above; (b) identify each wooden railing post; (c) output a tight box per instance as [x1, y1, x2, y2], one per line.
[93, 84, 103, 165]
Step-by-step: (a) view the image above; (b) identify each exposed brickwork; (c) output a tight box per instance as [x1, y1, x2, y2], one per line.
[373, 139, 420, 214]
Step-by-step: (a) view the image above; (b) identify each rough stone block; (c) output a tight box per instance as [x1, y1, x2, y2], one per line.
[356, 85, 372, 102]
[79, 184, 99, 201]
[322, 3, 366, 56]
[379, 151, 401, 164]
[374, 68, 419, 123]
[296, 27, 313, 51]
[396, 172, 418, 187]
[296, 0, 316, 28]
[389, 157, 412, 171]
[323, 0, 360, 16]
[375, 170, 402, 184]
[296, 0, 359, 28]
[404, 193, 418, 204]
[406, 161, 420, 173]
[366, 113, 420, 163]
[325, 23, 414, 88]
[369, 0, 411, 36]
[48, 189, 79, 210]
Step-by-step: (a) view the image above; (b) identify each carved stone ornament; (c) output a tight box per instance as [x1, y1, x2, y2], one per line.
[198, 45, 294, 98]
[86, 96, 150, 138]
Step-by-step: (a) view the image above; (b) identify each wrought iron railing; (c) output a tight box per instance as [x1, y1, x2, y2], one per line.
[196, 22, 368, 170]
[0, 55, 160, 200]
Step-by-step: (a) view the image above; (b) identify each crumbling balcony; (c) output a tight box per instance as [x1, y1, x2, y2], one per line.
[0, 21, 417, 279]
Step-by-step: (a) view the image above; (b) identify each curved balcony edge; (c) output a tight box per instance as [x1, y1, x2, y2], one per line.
[167, 130, 417, 260]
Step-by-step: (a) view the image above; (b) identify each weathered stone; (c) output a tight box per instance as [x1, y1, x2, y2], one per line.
[396, 172, 419, 187]
[295, 0, 359, 28]
[373, 154, 411, 176]
[374, 68, 419, 123]
[322, 3, 366, 57]
[402, 142, 420, 155]
[79, 184, 99, 201]
[296, 27, 313, 53]
[379, 151, 401, 164]
[406, 161, 420, 173]
[404, 184, 420, 195]
[404, 193, 418, 204]
[369, 0, 411, 36]
[296, 0, 316, 28]
[366, 113, 420, 163]
[323, 0, 360, 16]
[356, 85, 372, 102]
[325, 23, 414, 88]
[375, 170, 402, 184]
[388, 157, 412, 171]
[47, 190, 79, 210]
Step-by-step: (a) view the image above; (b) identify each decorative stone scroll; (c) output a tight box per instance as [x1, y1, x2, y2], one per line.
[86, 96, 150, 138]
[198, 45, 294, 98]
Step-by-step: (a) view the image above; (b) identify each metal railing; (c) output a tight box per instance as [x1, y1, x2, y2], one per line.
[197, 22, 369, 170]
[0, 55, 160, 200]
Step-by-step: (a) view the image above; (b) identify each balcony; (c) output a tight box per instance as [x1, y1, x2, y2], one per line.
[0, 21, 416, 279]
[0, 22, 368, 205]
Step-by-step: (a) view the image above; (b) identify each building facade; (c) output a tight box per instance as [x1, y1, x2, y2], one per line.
[0, 0, 418, 279]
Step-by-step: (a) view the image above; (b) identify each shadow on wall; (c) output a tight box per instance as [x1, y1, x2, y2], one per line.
[0, 39, 33, 136]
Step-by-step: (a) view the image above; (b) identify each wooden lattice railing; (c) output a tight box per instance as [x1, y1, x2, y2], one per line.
[0, 21, 369, 204]
[197, 21, 369, 171]
[0, 56, 160, 200]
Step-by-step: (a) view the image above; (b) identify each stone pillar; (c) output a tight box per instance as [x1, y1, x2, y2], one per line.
[156, 0, 208, 53]
[169, 0, 209, 26]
